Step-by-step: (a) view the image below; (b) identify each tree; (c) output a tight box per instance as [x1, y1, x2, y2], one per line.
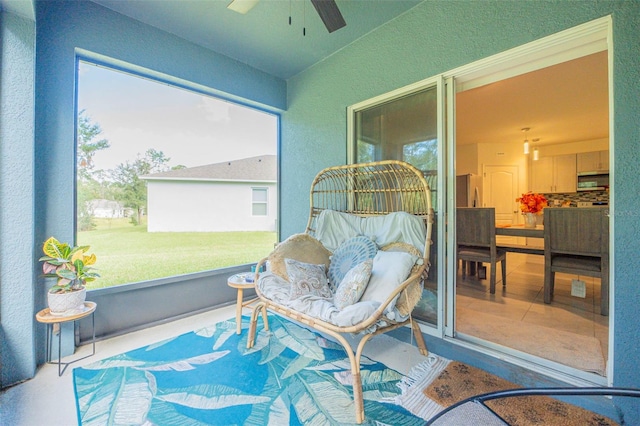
[77, 110, 111, 231]
[77, 109, 110, 180]
[111, 149, 171, 225]
[403, 139, 438, 171]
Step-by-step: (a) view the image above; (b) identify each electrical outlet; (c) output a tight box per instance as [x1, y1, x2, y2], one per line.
[577, 202, 592, 208]
[571, 279, 586, 298]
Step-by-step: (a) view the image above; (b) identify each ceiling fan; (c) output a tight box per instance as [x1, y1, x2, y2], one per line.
[227, 0, 346, 33]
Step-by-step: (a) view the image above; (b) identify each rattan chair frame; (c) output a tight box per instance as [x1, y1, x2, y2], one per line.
[250, 160, 434, 423]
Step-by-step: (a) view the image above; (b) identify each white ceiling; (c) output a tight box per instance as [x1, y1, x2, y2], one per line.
[0, 0, 608, 147]
[456, 51, 608, 147]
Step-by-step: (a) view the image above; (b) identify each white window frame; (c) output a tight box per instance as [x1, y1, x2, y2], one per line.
[347, 75, 446, 339]
[251, 187, 269, 216]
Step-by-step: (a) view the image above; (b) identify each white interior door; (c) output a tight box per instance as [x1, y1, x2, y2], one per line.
[483, 165, 519, 227]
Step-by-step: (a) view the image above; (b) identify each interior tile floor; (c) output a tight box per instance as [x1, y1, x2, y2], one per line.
[456, 253, 609, 371]
[0, 304, 428, 426]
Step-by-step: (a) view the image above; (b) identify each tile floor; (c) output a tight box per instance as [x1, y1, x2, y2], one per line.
[0, 304, 428, 426]
[456, 253, 609, 368]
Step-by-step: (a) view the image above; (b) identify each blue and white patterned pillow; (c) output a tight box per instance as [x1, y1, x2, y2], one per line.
[328, 236, 378, 288]
[333, 259, 373, 310]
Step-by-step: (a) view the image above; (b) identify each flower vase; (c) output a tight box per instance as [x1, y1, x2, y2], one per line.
[524, 213, 537, 229]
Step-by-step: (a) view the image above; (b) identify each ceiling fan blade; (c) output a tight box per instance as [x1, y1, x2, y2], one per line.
[310, 0, 346, 33]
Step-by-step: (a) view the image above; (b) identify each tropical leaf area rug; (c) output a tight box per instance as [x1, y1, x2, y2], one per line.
[73, 314, 424, 425]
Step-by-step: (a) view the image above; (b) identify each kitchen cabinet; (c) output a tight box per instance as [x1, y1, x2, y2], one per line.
[577, 150, 609, 172]
[530, 154, 577, 193]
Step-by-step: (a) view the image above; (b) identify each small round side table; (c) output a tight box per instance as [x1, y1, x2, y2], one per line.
[36, 301, 97, 376]
[227, 273, 269, 345]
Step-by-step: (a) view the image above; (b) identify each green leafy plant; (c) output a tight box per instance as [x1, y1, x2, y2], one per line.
[39, 236, 99, 293]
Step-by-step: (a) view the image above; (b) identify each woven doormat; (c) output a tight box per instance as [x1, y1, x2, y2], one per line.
[424, 361, 617, 425]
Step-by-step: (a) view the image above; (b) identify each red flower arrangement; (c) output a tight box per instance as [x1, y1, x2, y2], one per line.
[516, 192, 547, 215]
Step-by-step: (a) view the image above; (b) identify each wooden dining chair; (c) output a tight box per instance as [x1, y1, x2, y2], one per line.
[543, 207, 609, 316]
[457, 207, 507, 294]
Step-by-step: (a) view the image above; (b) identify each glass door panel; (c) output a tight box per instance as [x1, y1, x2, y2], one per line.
[349, 80, 444, 329]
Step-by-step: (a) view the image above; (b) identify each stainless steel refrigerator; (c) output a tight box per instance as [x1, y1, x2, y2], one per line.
[456, 174, 481, 208]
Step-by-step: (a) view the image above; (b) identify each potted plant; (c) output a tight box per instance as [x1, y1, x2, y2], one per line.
[39, 236, 99, 314]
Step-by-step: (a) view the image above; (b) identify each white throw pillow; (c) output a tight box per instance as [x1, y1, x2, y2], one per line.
[327, 235, 377, 288]
[360, 251, 418, 309]
[333, 259, 373, 310]
[285, 258, 332, 301]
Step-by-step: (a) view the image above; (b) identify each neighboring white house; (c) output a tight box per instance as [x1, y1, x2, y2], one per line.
[141, 155, 277, 232]
[88, 199, 128, 218]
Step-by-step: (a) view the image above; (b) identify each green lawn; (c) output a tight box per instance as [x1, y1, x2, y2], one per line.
[78, 218, 277, 289]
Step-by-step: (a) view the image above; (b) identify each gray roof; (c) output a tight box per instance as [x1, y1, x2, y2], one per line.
[141, 155, 277, 182]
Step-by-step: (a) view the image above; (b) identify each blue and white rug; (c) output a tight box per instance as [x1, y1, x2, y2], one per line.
[73, 315, 424, 425]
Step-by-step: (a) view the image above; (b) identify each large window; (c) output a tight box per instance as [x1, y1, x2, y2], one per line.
[76, 61, 278, 289]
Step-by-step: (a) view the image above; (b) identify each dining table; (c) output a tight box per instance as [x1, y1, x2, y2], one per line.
[495, 224, 544, 238]
[495, 224, 544, 255]
[464, 224, 544, 278]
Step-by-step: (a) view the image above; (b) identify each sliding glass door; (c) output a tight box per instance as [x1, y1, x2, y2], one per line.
[347, 17, 611, 385]
[347, 77, 446, 333]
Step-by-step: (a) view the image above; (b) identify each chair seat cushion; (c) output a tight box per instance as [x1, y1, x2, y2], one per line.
[458, 247, 490, 258]
[458, 246, 506, 260]
[552, 255, 602, 272]
[257, 271, 383, 328]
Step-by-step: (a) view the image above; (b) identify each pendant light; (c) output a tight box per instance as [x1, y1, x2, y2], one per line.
[532, 138, 540, 160]
[522, 127, 530, 154]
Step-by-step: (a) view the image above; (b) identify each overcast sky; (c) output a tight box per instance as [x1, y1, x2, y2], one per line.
[77, 61, 278, 171]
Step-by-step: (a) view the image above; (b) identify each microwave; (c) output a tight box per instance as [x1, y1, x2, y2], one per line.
[577, 172, 609, 191]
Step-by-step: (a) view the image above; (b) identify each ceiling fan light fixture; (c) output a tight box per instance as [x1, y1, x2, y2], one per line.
[227, 0, 260, 14]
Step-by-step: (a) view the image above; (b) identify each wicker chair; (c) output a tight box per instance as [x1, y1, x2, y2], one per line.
[250, 160, 434, 423]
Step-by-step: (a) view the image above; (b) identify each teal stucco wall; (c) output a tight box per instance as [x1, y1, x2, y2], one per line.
[0, 10, 36, 387]
[281, 0, 639, 420]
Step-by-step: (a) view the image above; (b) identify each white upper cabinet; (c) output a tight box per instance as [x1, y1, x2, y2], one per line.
[554, 154, 578, 192]
[577, 150, 609, 173]
[530, 154, 577, 193]
[530, 156, 554, 193]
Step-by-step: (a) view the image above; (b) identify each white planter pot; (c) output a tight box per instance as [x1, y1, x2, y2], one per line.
[47, 287, 87, 315]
